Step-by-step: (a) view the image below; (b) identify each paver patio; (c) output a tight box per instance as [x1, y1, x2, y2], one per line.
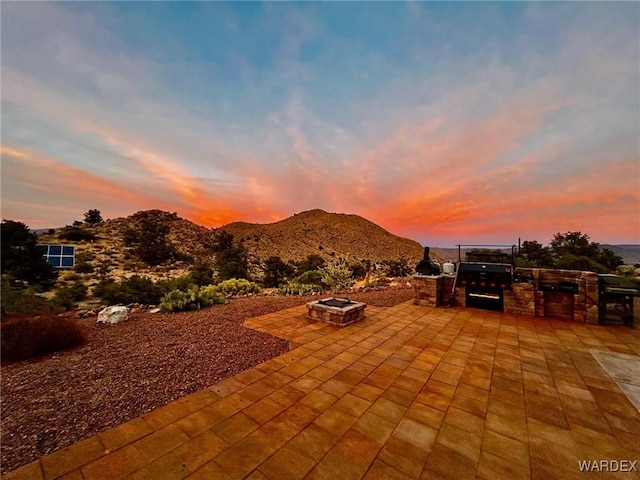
[4, 300, 640, 480]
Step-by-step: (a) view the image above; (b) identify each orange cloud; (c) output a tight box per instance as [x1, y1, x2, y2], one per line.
[1, 145, 225, 228]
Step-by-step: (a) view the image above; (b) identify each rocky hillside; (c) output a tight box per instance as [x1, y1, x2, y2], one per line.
[36, 210, 217, 285]
[220, 209, 425, 265]
[35, 209, 428, 290]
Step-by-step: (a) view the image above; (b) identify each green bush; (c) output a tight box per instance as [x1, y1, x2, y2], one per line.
[160, 286, 226, 313]
[206, 278, 261, 297]
[157, 274, 194, 294]
[278, 282, 323, 296]
[294, 270, 326, 287]
[382, 258, 413, 277]
[2, 220, 58, 289]
[1, 317, 86, 361]
[320, 258, 355, 293]
[52, 281, 88, 310]
[75, 251, 95, 262]
[190, 259, 214, 287]
[1, 277, 62, 319]
[349, 262, 368, 280]
[97, 275, 162, 305]
[263, 256, 295, 288]
[59, 227, 97, 242]
[296, 254, 326, 274]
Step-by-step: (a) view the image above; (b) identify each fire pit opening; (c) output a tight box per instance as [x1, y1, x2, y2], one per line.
[318, 298, 355, 308]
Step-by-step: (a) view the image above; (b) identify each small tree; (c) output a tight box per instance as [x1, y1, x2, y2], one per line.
[213, 231, 249, 281]
[349, 262, 367, 280]
[1, 220, 58, 289]
[297, 254, 326, 274]
[549, 231, 622, 273]
[125, 217, 175, 266]
[190, 259, 214, 287]
[263, 256, 295, 288]
[382, 256, 412, 277]
[518, 240, 553, 267]
[320, 258, 354, 296]
[84, 209, 103, 225]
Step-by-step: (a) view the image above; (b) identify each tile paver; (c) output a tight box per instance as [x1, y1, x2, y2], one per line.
[4, 301, 640, 480]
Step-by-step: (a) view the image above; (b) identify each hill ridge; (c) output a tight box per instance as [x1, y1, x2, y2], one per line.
[36, 209, 428, 284]
[220, 209, 425, 265]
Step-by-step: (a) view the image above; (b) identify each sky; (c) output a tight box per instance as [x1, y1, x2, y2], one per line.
[1, 2, 639, 247]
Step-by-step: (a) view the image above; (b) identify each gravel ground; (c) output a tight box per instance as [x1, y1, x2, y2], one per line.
[0, 287, 414, 474]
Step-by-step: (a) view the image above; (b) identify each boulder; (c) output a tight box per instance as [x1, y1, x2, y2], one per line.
[97, 306, 129, 324]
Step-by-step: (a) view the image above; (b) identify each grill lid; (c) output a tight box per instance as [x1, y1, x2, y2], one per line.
[458, 262, 512, 273]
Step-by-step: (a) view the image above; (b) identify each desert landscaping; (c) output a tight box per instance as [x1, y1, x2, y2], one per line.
[1, 287, 414, 474]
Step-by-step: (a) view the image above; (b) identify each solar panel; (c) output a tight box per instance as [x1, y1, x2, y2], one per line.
[39, 244, 75, 268]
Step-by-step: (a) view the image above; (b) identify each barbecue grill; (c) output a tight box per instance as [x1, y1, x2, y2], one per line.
[457, 262, 513, 311]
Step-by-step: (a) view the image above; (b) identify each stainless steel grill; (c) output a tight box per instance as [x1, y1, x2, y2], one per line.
[458, 262, 513, 311]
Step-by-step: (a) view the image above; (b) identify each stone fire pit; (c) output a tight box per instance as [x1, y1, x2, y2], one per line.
[306, 297, 367, 326]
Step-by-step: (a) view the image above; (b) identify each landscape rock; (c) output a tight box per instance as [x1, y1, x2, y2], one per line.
[149, 308, 161, 314]
[97, 306, 129, 324]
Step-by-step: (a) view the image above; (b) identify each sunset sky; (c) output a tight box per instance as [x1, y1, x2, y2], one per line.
[2, 2, 639, 246]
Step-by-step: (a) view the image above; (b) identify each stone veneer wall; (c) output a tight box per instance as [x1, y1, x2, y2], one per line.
[516, 268, 599, 325]
[503, 282, 535, 316]
[412, 275, 441, 307]
[412, 268, 600, 324]
[306, 301, 367, 326]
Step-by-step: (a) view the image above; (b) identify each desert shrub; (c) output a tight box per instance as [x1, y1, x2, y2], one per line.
[296, 254, 326, 274]
[2, 220, 58, 289]
[190, 259, 214, 287]
[52, 288, 75, 310]
[174, 251, 194, 263]
[52, 281, 88, 310]
[206, 278, 261, 297]
[65, 273, 82, 282]
[59, 227, 97, 242]
[555, 254, 607, 273]
[1, 277, 62, 319]
[76, 251, 95, 263]
[293, 270, 326, 287]
[160, 286, 226, 313]
[125, 218, 176, 265]
[157, 274, 194, 294]
[349, 262, 368, 280]
[122, 227, 138, 247]
[320, 258, 354, 294]
[98, 275, 162, 305]
[73, 261, 95, 274]
[278, 282, 323, 296]
[263, 256, 295, 288]
[214, 232, 249, 281]
[122, 261, 137, 271]
[1, 317, 86, 361]
[382, 258, 413, 277]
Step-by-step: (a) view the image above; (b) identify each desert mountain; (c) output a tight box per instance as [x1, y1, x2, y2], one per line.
[35, 209, 427, 284]
[220, 209, 425, 265]
[602, 245, 640, 265]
